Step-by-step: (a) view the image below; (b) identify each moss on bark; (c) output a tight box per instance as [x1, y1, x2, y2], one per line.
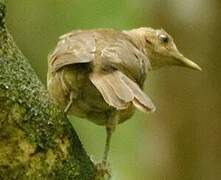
[0, 1, 95, 179]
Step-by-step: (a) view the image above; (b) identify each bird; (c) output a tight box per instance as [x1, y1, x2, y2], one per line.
[47, 27, 201, 168]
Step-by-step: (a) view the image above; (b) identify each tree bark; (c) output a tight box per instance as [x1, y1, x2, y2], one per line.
[0, 1, 96, 179]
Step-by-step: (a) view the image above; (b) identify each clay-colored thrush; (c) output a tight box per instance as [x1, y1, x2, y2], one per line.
[47, 27, 201, 165]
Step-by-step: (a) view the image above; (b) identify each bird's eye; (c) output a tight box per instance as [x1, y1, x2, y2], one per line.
[159, 34, 169, 43]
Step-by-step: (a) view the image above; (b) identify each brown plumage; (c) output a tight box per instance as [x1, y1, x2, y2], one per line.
[48, 29, 155, 125]
[47, 27, 201, 167]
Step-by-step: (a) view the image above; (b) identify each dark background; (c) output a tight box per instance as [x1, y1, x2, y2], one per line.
[7, 1, 221, 179]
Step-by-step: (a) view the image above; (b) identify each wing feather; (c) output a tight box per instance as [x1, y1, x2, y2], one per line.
[90, 70, 156, 113]
[120, 73, 156, 112]
[90, 72, 128, 109]
[49, 31, 95, 72]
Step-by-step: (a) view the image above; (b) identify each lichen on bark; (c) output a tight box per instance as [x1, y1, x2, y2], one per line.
[0, 1, 95, 179]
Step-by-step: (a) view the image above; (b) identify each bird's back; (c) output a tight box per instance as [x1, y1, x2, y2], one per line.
[92, 29, 149, 85]
[47, 29, 155, 125]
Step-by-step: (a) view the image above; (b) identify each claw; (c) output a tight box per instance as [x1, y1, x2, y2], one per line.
[95, 161, 112, 180]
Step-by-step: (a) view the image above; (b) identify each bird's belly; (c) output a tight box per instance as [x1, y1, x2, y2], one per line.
[69, 77, 136, 126]
[69, 80, 113, 125]
[58, 65, 111, 125]
[49, 65, 136, 126]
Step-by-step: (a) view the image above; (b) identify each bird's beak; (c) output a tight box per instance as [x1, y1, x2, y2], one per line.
[173, 52, 202, 71]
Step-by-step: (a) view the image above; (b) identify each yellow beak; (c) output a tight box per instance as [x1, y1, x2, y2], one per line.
[174, 53, 202, 71]
[179, 56, 202, 71]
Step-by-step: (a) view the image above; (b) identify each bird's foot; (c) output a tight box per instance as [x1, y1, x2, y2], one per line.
[95, 161, 112, 180]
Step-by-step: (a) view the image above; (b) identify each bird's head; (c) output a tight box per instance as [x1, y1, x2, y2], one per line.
[125, 27, 202, 71]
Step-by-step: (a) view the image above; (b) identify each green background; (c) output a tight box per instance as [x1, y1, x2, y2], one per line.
[7, 0, 221, 179]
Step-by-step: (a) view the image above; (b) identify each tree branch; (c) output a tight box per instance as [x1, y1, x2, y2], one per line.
[0, 1, 95, 179]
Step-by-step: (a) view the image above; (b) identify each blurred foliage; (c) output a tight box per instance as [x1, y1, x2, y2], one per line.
[6, 0, 221, 180]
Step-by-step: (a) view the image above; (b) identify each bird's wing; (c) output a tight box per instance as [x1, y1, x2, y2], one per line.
[48, 31, 95, 72]
[89, 70, 156, 112]
[98, 34, 150, 85]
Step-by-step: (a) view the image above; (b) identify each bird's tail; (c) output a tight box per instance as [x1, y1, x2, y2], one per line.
[89, 70, 156, 113]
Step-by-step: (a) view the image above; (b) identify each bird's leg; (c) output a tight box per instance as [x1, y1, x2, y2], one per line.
[64, 92, 74, 114]
[97, 127, 113, 179]
[103, 111, 118, 164]
[102, 125, 115, 164]
[95, 112, 118, 179]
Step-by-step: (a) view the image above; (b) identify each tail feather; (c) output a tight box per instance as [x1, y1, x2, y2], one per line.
[89, 71, 156, 113]
[90, 73, 129, 109]
[120, 73, 156, 112]
[104, 71, 134, 102]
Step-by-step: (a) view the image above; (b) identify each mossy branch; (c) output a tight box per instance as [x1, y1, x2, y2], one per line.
[0, 2, 96, 179]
